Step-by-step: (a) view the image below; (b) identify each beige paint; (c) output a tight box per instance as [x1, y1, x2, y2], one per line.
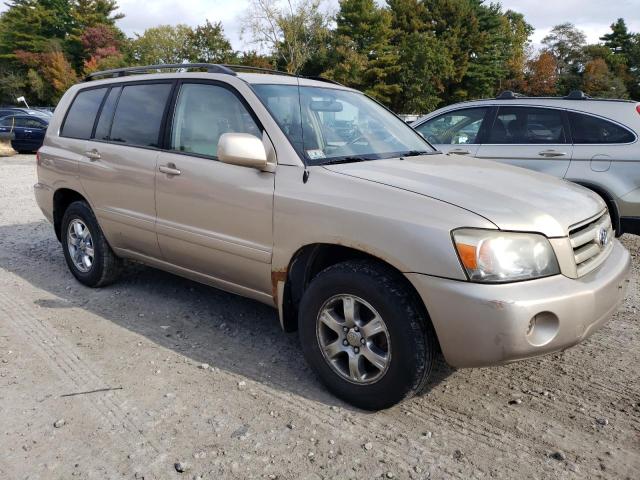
[35, 71, 631, 368]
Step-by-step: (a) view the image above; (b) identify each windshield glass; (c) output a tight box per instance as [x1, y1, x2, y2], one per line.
[252, 84, 434, 165]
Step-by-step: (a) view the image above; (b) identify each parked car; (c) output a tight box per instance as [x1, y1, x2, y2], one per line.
[0, 114, 49, 152]
[412, 91, 640, 236]
[0, 107, 52, 118]
[34, 65, 630, 409]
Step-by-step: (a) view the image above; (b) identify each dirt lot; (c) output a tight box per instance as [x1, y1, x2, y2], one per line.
[1, 154, 638, 480]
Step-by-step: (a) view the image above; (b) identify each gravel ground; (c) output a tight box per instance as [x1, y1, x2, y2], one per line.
[1, 154, 639, 480]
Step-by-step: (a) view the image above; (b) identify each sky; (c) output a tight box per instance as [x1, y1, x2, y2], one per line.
[109, 0, 640, 51]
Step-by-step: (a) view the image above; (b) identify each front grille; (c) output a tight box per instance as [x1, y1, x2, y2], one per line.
[569, 211, 614, 277]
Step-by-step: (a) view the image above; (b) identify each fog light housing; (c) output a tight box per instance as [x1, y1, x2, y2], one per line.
[525, 312, 559, 347]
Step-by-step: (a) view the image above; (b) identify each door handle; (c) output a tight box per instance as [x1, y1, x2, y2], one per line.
[85, 149, 101, 161]
[159, 164, 181, 176]
[538, 150, 567, 158]
[449, 149, 471, 155]
[24, 129, 32, 133]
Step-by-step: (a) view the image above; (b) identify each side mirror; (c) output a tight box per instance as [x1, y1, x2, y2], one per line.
[218, 133, 268, 170]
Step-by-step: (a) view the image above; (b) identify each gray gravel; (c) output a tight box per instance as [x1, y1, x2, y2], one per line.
[1, 154, 639, 479]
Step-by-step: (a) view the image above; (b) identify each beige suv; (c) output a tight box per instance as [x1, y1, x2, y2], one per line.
[35, 64, 631, 410]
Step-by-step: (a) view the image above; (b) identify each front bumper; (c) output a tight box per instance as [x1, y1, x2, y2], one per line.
[407, 240, 631, 368]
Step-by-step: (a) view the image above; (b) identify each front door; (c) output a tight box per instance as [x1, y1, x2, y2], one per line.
[155, 81, 275, 297]
[476, 106, 573, 178]
[413, 107, 490, 157]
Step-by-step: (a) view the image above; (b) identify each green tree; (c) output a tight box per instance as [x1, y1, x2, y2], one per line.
[387, 0, 453, 112]
[241, 0, 329, 73]
[131, 24, 193, 65]
[186, 20, 237, 63]
[328, 0, 400, 104]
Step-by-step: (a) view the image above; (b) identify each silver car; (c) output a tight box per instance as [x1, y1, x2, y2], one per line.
[412, 91, 640, 236]
[35, 67, 631, 409]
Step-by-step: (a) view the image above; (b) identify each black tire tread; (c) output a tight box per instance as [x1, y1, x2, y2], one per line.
[61, 201, 121, 287]
[299, 259, 436, 409]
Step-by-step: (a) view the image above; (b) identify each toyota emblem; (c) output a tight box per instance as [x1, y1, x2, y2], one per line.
[597, 227, 609, 248]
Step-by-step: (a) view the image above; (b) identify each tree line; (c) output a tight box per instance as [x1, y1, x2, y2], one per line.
[0, 0, 638, 111]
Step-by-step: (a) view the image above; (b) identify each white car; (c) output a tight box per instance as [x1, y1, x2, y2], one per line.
[412, 91, 640, 236]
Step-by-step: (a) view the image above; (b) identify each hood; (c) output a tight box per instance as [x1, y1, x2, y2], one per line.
[324, 154, 605, 238]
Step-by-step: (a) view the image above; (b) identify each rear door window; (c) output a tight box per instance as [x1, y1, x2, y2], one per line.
[568, 112, 635, 144]
[488, 107, 567, 144]
[61, 88, 108, 139]
[109, 83, 172, 147]
[415, 108, 489, 145]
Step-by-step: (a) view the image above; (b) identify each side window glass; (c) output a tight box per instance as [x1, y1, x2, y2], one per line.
[488, 107, 566, 144]
[110, 83, 172, 147]
[569, 112, 635, 144]
[61, 88, 108, 139]
[14, 117, 29, 127]
[93, 87, 121, 140]
[170, 83, 261, 157]
[415, 108, 488, 145]
[0, 117, 12, 126]
[25, 118, 44, 128]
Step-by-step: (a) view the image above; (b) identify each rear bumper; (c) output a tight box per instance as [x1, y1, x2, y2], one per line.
[407, 240, 631, 368]
[34, 182, 54, 224]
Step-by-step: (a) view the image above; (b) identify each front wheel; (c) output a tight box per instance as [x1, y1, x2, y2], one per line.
[298, 260, 436, 410]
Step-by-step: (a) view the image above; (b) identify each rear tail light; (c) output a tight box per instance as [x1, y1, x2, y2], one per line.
[636, 104, 640, 115]
[36, 149, 41, 165]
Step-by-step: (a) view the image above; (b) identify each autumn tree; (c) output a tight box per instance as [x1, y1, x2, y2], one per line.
[525, 51, 558, 96]
[582, 57, 628, 98]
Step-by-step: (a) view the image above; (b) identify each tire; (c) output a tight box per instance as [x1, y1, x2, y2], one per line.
[298, 260, 436, 410]
[60, 201, 121, 287]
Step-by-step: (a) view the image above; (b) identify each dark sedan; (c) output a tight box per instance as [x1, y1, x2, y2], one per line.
[0, 114, 49, 152]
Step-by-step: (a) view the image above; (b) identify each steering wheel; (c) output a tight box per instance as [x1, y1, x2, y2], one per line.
[427, 134, 440, 144]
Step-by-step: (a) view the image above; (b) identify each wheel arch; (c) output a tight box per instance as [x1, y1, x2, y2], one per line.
[571, 181, 621, 235]
[52, 188, 89, 242]
[277, 243, 439, 349]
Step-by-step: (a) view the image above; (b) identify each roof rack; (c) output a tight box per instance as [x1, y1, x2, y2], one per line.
[84, 63, 237, 81]
[564, 90, 591, 100]
[495, 91, 525, 100]
[85, 63, 343, 86]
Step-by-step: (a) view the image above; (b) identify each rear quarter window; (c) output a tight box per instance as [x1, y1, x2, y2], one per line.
[568, 112, 635, 144]
[61, 88, 108, 139]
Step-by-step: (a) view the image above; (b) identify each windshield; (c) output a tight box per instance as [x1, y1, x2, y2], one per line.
[252, 84, 434, 165]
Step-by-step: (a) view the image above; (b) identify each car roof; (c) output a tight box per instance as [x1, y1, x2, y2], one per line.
[414, 92, 640, 129]
[81, 63, 355, 92]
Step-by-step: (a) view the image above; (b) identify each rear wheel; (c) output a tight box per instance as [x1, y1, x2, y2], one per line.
[298, 260, 436, 410]
[61, 201, 121, 287]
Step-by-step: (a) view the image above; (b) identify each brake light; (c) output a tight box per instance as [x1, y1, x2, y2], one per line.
[636, 104, 640, 115]
[36, 149, 41, 165]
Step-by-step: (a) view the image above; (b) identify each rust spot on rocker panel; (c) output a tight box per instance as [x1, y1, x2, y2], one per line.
[271, 269, 287, 303]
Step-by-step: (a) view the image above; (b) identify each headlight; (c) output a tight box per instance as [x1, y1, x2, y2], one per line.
[452, 229, 560, 283]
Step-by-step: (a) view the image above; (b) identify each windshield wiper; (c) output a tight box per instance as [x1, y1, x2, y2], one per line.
[322, 156, 373, 165]
[399, 150, 430, 157]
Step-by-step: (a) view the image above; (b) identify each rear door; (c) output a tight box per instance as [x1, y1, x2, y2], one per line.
[476, 106, 573, 178]
[413, 107, 490, 156]
[78, 81, 174, 258]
